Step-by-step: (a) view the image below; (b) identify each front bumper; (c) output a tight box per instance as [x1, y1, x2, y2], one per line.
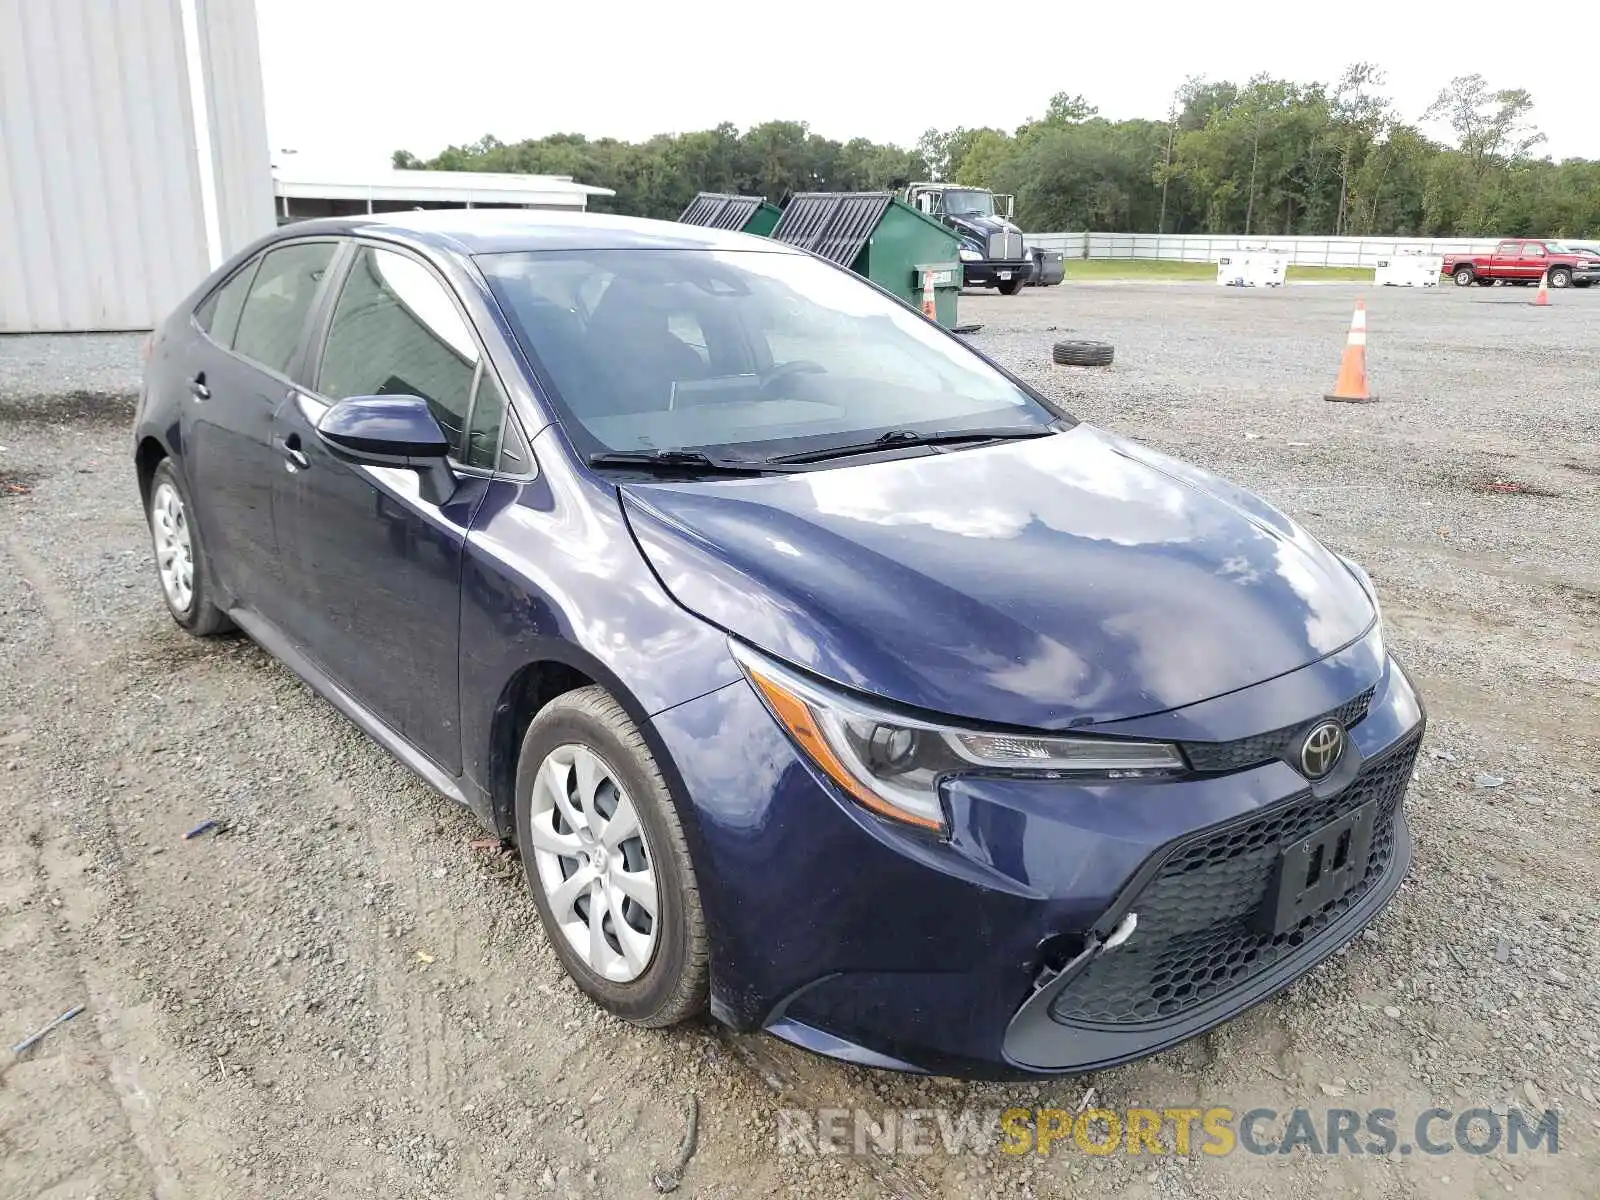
[961, 260, 1033, 287]
[648, 627, 1423, 1078]
[1571, 267, 1600, 284]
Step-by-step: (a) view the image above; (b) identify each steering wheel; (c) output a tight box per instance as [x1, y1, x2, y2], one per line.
[758, 360, 827, 395]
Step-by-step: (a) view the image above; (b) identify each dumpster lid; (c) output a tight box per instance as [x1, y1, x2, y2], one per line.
[679, 192, 769, 230]
[771, 192, 895, 267]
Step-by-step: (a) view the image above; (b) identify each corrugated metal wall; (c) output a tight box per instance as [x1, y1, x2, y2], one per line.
[0, 0, 274, 333]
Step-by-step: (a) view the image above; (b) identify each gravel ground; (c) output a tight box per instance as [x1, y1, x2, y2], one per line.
[1, 281, 1596, 1200]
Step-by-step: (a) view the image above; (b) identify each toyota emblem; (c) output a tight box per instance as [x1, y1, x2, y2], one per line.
[1298, 721, 1346, 780]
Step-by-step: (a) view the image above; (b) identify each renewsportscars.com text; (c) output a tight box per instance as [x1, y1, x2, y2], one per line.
[776, 1106, 1560, 1158]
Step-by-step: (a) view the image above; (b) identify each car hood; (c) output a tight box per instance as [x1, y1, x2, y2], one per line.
[948, 213, 1022, 238]
[619, 426, 1376, 730]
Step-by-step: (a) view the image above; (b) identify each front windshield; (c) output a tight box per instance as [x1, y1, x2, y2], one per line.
[478, 249, 1058, 460]
[941, 189, 996, 217]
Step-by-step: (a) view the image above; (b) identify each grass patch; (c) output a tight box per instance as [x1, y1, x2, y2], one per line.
[1060, 259, 1374, 282]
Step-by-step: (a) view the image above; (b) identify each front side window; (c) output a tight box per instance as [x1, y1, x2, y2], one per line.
[195, 260, 258, 346]
[466, 370, 507, 470]
[318, 246, 479, 460]
[232, 242, 337, 374]
[478, 249, 1057, 461]
[1524, 243, 1546, 257]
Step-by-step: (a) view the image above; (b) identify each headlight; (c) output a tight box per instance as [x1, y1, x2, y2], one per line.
[959, 247, 982, 262]
[733, 644, 1186, 832]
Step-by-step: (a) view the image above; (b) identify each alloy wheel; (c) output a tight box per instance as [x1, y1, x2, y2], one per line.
[151, 480, 195, 614]
[526, 743, 659, 982]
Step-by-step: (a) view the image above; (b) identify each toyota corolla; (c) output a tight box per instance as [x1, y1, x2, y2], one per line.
[134, 211, 1424, 1077]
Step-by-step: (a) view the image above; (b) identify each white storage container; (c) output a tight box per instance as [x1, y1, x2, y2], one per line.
[1216, 252, 1288, 288]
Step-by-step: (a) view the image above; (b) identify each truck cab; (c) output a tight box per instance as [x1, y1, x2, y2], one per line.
[904, 183, 1033, 294]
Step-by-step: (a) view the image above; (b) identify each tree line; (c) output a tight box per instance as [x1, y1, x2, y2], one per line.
[394, 69, 1599, 238]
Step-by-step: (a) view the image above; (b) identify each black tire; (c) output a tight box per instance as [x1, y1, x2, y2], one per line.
[1052, 339, 1115, 367]
[997, 277, 1024, 296]
[1548, 267, 1571, 289]
[146, 458, 233, 636]
[1453, 267, 1475, 286]
[514, 685, 708, 1028]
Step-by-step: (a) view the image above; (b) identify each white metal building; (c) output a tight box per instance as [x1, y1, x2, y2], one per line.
[0, 1, 614, 334]
[272, 164, 615, 221]
[0, 0, 276, 333]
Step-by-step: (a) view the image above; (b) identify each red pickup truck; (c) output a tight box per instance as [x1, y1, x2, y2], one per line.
[1442, 240, 1600, 289]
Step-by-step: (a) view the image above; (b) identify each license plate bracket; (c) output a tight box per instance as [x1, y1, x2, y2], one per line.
[998, 270, 1012, 280]
[1260, 801, 1378, 935]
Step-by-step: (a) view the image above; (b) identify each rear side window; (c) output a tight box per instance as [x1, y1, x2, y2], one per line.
[195, 261, 257, 346]
[233, 242, 337, 375]
[317, 246, 478, 460]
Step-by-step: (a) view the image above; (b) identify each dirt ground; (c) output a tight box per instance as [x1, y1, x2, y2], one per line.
[1, 279, 1597, 1199]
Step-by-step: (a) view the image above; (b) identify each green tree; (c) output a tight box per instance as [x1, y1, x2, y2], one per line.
[392, 72, 1592, 237]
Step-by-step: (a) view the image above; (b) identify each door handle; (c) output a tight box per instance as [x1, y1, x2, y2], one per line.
[278, 433, 310, 472]
[189, 374, 209, 400]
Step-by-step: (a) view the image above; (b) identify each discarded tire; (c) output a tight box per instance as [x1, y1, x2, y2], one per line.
[1052, 340, 1114, 367]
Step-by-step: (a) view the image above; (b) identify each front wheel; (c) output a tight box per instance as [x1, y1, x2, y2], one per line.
[997, 277, 1025, 296]
[146, 459, 233, 636]
[514, 686, 708, 1027]
[1453, 267, 1475, 286]
[1548, 268, 1571, 289]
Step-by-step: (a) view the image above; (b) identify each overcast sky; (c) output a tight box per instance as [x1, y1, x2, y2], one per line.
[255, 0, 1596, 170]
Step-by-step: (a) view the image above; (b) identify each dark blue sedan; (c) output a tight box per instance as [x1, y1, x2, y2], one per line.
[134, 211, 1424, 1077]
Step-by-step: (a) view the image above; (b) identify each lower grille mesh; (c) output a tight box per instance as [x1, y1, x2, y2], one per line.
[1049, 730, 1420, 1027]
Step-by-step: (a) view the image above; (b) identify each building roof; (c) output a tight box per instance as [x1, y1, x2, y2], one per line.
[271, 209, 797, 256]
[271, 162, 616, 207]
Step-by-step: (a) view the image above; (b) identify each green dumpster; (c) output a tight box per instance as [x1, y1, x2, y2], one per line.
[770, 192, 964, 327]
[678, 192, 782, 237]
[912, 262, 961, 328]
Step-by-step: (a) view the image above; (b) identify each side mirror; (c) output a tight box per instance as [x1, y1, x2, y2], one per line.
[316, 394, 457, 504]
[1006, 195, 1015, 220]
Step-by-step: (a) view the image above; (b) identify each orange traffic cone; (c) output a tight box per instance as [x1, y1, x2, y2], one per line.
[1324, 299, 1376, 404]
[1530, 270, 1551, 306]
[921, 270, 937, 320]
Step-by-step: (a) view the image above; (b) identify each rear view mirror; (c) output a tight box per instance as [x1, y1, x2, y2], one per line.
[317, 394, 456, 503]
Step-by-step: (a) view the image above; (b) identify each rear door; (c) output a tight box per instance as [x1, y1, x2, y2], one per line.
[1492, 240, 1524, 280]
[269, 242, 509, 774]
[186, 239, 339, 620]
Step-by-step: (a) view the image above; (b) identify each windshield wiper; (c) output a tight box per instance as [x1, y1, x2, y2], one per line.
[589, 449, 795, 475]
[769, 426, 1057, 466]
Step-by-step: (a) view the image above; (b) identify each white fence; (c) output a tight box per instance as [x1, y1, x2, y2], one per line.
[1027, 232, 1501, 268]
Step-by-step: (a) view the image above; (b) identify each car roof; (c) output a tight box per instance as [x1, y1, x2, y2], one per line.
[269, 208, 798, 257]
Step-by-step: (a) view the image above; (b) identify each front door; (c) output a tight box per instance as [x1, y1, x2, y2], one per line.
[270, 243, 499, 775]
[1520, 241, 1549, 281]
